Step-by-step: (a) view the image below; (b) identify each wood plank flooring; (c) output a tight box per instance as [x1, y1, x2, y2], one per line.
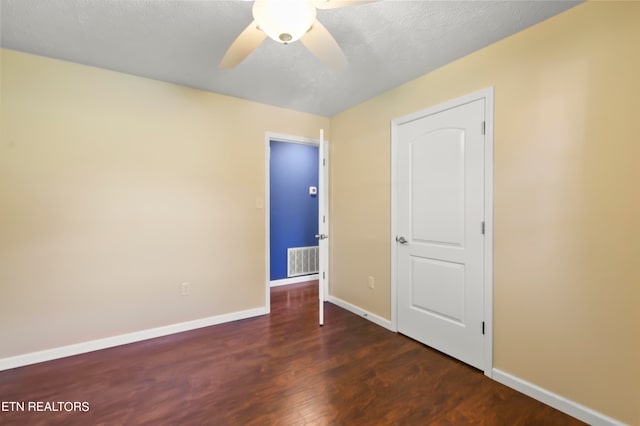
[0, 281, 584, 425]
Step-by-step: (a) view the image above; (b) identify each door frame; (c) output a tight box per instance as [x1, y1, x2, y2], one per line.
[264, 131, 321, 313]
[390, 87, 494, 376]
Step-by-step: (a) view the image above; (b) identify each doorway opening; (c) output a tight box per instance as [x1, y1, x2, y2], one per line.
[264, 132, 320, 313]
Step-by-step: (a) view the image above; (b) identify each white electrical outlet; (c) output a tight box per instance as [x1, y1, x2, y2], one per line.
[181, 282, 191, 296]
[368, 276, 374, 289]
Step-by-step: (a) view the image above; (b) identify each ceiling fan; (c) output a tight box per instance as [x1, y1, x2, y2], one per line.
[219, 0, 378, 71]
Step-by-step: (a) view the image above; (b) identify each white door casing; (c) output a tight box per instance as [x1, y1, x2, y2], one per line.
[391, 88, 494, 374]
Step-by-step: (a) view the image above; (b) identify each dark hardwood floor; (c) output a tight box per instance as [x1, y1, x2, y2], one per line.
[0, 281, 584, 425]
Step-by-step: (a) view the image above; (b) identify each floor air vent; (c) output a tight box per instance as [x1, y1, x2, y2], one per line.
[287, 246, 319, 277]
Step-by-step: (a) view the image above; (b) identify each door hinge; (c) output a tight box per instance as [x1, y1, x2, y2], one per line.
[481, 121, 486, 135]
[323, 272, 326, 279]
[323, 158, 326, 166]
[323, 215, 326, 223]
[482, 321, 485, 335]
[481, 221, 485, 235]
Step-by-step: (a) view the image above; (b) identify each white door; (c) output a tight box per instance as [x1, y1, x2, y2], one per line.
[317, 129, 329, 326]
[394, 99, 486, 369]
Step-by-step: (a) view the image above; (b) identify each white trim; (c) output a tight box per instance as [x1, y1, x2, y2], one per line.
[390, 87, 495, 376]
[0, 307, 266, 372]
[264, 132, 321, 314]
[492, 369, 626, 426]
[328, 296, 395, 332]
[483, 88, 495, 379]
[390, 114, 399, 331]
[265, 134, 271, 313]
[270, 274, 319, 287]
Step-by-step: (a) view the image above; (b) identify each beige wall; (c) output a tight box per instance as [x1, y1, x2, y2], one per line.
[330, 2, 639, 425]
[0, 49, 329, 358]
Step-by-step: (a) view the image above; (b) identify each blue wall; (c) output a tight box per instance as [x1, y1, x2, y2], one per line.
[270, 141, 319, 281]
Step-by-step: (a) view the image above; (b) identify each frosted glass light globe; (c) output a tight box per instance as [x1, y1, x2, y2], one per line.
[253, 0, 317, 44]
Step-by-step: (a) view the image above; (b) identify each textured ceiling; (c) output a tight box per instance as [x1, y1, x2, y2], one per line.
[0, 0, 581, 116]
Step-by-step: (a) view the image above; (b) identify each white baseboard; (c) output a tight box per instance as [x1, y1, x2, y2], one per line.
[492, 368, 626, 426]
[270, 274, 319, 287]
[327, 295, 395, 332]
[0, 307, 266, 372]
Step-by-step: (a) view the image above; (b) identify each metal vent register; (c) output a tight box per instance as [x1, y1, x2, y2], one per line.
[287, 246, 319, 277]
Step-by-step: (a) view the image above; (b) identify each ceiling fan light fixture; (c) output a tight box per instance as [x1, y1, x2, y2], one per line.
[252, 0, 317, 44]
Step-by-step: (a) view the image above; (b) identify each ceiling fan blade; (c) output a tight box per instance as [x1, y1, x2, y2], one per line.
[313, 0, 379, 10]
[219, 20, 266, 68]
[300, 19, 347, 71]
